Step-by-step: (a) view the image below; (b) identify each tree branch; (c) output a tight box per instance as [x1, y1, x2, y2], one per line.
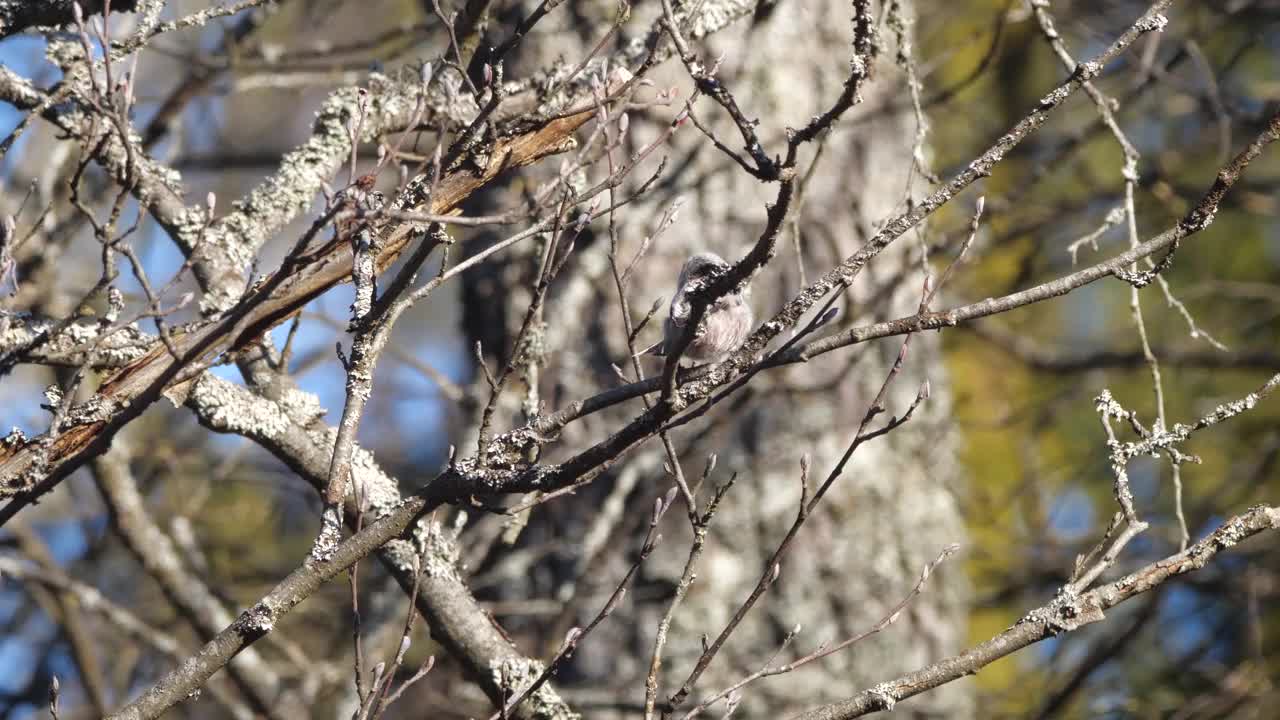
[789, 505, 1280, 720]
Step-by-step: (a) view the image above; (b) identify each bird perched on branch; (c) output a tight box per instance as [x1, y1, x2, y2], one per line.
[641, 252, 754, 364]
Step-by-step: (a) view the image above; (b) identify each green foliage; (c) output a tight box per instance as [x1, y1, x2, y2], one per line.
[921, 2, 1280, 715]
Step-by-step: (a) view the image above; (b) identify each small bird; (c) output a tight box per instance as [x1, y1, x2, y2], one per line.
[642, 252, 754, 364]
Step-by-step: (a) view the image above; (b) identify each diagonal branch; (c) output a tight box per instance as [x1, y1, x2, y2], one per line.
[788, 505, 1280, 720]
[0, 101, 604, 519]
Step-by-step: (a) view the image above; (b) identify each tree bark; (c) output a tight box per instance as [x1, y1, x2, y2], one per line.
[461, 1, 970, 716]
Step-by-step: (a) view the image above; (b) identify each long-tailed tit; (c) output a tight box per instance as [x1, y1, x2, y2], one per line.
[641, 252, 754, 363]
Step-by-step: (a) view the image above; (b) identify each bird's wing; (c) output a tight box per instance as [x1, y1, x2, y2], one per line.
[668, 296, 690, 326]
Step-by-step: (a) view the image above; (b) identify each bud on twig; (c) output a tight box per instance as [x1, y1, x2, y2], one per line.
[562, 627, 582, 651]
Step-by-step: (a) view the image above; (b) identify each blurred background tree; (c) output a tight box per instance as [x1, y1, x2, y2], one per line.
[922, 2, 1280, 717]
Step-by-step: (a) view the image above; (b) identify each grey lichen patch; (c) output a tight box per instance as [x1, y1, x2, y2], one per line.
[57, 394, 118, 429]
[458, 422, 547, 488]
[491, 656, 542, 695]
[42, 383, 63, 407]
[2, 427, 28, 448]
[187, 374, 292, 441]
[1097, 379, 1276, 489]
[687, 0, 754, 39]
[416, 519, 464, 581]
[1137, 13, 1169, 33]
[212, 86, 356, 248]
[277, 387, 327, 428]
[343, 364, 375, 396]
[0, 312, 151, 368]
[1075, 60, 1102, 81]
[1037, 85, 1073, 109]
[1031, 587, 1105, 635]
[515, 0, 751, 117]
[44, 35, 87, 71]
[489, 657, 579, 720]
[379, 537, 421, 573]
[1266, 506, 1280, 530]
[513, 318, 547, 370]
[1045, 589, 1083, 633]
[350, 451, 402, 517]
[189, 373, 406, 522]
[1207, 510, 1260, 551]
[194, 87, 362, 310]
[128, 149, 186, 204]
[1188, 391, 1262, 430]
[0, 427, 28, 484]
[1017, 605, 1052, 634]
[313, 424, 402, 518]
[451, 455, 528, 497]
[237, 600, 276, 636]
[195, 74, 480, 313]
[44, 37, 186, 201]
[867, 683, 898, 711]
[308, 508, 344, 564]
[0, 65, 43, 106]
[171, 204, 213, 249]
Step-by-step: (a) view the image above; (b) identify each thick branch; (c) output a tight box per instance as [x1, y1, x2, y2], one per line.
[104, 491, 439, 720]
[92, 447, 307, 719]
[0, 0, 138, 38]
[0, 102, 597, 514]
[183, 373, 575, 719]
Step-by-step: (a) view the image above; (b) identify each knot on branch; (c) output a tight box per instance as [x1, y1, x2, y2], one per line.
[1112, 241, 1178, 289]
[1042, 587, 1107, 633]
[1074, 60, 1102, 82]
[1135, 12, 1170, 34]
[1180, 207, 1216, 233]
[235, 601, 275, 639]
[867, 683, 898, 711]
[462, 424, 553, 488]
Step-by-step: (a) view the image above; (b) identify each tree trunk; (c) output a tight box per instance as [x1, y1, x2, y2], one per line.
[460, 1, 971, 716]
